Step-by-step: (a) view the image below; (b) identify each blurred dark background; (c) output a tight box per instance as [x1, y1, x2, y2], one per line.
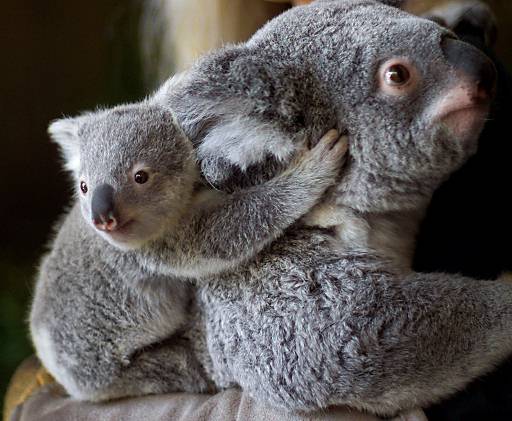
[0, 0, 146, 403]
[1, 0, 511, 410]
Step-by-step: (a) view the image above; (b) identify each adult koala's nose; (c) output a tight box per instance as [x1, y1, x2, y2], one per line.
[91, 184, 118, 232]
[442, 37, 496, 99]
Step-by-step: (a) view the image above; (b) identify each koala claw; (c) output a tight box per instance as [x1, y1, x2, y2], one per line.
[329, 133, 349, 157]
[313, 129, 340, 150]
[296, 129, 348, 174]
[313, 129, 348, 154]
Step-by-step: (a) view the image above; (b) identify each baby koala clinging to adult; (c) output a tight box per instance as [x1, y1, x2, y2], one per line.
[32, 0, 501, 416]
[49, 104, 346, 279]
[31, 106, 346, 400]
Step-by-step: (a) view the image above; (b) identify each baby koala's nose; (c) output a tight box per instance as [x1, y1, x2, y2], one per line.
[91, 184, 118, 232]
[442, 37, 496, 100]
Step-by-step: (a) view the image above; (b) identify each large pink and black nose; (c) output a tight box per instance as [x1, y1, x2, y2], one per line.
[442, 37, 497, 100]
[91, 184, 118, 232]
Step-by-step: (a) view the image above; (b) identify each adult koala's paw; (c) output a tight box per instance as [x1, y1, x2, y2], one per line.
[423, 1, 497, 50]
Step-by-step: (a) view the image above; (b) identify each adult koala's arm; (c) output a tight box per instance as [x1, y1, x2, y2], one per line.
[205, 233, 512, 416]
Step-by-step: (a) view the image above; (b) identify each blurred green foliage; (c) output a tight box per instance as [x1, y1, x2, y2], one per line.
[0, 257, 34, 404]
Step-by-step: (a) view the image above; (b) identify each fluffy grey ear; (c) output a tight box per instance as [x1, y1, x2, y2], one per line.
[48, 117, 81, 174]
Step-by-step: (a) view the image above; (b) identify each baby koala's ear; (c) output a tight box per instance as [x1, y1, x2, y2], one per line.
[48, 117, 81, 174]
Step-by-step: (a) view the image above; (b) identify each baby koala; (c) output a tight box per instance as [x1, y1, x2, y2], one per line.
[30, 106, 346, 400]
[49, 104, 346, 278]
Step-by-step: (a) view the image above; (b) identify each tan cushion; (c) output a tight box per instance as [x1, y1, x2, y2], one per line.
[4, 357, 427, 421]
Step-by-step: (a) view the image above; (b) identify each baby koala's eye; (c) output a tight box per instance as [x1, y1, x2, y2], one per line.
[385, 64, 410, 86]
[134, 170, 149, 184]
[80, 181, 88, 194]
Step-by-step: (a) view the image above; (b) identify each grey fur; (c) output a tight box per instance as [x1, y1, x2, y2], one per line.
[200, 223, 512, 415]
[31, 0, 510, 417]
[30, 205, 213, 400]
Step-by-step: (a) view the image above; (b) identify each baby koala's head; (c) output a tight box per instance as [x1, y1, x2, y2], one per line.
[50, 104, 197, 250]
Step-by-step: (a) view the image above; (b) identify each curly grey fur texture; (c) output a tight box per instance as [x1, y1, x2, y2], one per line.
[31, 0, 510, 417]
[200, 226, 512, 415]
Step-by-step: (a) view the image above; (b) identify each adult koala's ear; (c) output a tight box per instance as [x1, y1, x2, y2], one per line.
[48, 117, 81, 174]
[423, 1, 497, 49]
[375, 0, 404, 7]
[320, 0, 404, 6]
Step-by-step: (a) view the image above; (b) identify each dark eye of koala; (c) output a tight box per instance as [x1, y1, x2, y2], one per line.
[80, 181, 88, 194]
[385, 65, 410, 86]
[134, 170, 149, 184]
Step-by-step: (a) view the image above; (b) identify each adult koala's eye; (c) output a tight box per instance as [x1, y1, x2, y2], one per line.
[385, 64, 410, 86]
[134, 170, 149, 184]
[379, 59, 417, 96]
[80, 181, 88, 194]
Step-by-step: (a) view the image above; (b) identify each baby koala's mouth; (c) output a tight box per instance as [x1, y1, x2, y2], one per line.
[107, 219, 135, 236]
[100, 218, 145, 250]
[93, 214, 135, 237]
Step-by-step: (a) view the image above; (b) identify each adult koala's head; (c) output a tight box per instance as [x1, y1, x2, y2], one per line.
[49, 104, 197, 250]
[309, 0, 496, 212]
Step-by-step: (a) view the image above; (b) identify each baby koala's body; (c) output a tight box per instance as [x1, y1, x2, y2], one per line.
[30, 204, 211, 400]
[30, 119, 346, 401]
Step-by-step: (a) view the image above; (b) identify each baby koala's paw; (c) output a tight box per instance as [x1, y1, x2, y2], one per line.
[310, 129, 348, 169]
[290, 129, 348, 186]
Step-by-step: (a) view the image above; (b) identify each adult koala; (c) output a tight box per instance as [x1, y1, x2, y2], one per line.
[32, 0, 509, 418]
[164, 0, 507, 416]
